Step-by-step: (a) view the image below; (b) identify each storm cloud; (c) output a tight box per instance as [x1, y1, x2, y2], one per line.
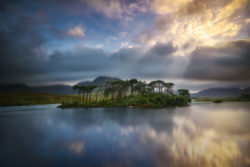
[0, 19, 111, 84]
[0, 18, 182, 84]
[0, 16, 46, 83]
[184, 39, 250, 81]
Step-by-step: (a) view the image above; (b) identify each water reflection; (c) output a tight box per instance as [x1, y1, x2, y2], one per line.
[0, 103, 249, 167]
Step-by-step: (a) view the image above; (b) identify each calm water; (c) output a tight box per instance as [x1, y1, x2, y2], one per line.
[0, 103, 250, 167]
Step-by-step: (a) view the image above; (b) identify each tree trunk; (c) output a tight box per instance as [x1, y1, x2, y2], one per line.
[86, 92, 89, 104]
[89, 92, 92, 103]
[83, 92, 86, 104]
[95, 91, 99, 103]
[130, 86, 133, 97]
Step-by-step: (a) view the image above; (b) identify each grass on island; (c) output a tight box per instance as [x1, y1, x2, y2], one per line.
[59, 93, 191, 108]
[0, 91, 72, 106]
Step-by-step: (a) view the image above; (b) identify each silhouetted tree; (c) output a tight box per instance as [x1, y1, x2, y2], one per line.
[86, 85, 97, 103]
[69, 78, 191, 106]
[164, 82, 175, 94]
[150, 80, 165, 93]
[129, 79, 138, 96]
[80, 85, 87, 104]
[72, 85, 78, 102]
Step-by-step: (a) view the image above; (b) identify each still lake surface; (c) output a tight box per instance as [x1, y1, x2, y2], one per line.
[0, 102, 250, 167]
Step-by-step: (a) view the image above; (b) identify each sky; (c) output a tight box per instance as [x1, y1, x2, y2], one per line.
[0, 0, 249, 90]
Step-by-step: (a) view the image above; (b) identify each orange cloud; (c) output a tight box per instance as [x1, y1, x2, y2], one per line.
[136, 0, 249, 56]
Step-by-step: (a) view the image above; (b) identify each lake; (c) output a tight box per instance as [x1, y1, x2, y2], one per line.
[0, 102, 249, 167]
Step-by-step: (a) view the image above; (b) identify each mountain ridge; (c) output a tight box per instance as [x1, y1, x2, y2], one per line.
[76, 76, 121, 86]
[192, 87, 250, 98]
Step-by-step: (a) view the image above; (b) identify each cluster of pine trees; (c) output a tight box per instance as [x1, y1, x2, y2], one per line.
[70, 79, 190, 105]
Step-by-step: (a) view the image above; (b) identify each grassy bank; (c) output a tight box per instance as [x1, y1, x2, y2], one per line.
[0, 91, 72, 106]
[193, 97, 237, 102]
[59, 94, 190, 108]
[193, 94, 250, 102]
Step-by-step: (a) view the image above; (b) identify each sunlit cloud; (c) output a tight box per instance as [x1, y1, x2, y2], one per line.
[137, 0, 250, 56]
[68, 24, 86, 38]
[152, 0, 192, 14]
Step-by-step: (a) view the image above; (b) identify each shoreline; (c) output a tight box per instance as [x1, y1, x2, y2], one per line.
[57, 101, 190, 109]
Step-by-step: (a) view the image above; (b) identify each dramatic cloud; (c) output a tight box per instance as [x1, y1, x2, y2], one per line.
[0, 0, 249, 89]
[0, 16, 249, 87]
[137, 0, 250, 56]
[0, 20, 183, 84]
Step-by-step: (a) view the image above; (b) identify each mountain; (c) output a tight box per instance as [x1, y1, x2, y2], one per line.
[192, 87, 250, 98]
[76, 76, 121, 86]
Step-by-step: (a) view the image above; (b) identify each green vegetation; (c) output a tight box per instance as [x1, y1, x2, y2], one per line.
[0, 91, 72, 106]
[193, 94, 250, 102]
[59, 79, 191, 108]
[238, 94, 250, 101]
[177, 89, 191, 102]
[213, 99, 223, 103]
[193, 97, 236, 102]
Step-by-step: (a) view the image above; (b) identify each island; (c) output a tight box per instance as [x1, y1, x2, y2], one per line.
[59, 79, 191, 108]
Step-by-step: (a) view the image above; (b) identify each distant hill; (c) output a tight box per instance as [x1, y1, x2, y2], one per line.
[0, 83, 73, 95]
[192, 87, 250, 98]
[31, 85, 73, 94]
[0, 76, 121, 94]
[0, 84, 31, 92]
[76, 76, 121, 86]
